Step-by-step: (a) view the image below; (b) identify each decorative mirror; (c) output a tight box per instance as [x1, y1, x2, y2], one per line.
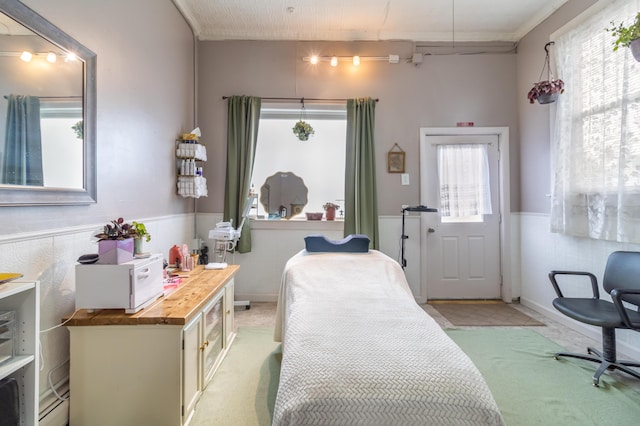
[260, 171, 308, 219]
[0, 0, 96, 205]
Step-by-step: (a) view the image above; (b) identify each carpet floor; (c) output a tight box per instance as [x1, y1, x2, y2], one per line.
[447, 328, 640, 425]
[192, 326, 640, 425]
[430, 302, 544, 326]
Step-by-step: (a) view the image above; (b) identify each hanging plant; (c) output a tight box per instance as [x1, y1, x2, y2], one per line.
[72, 120, 83, 139]
[528, 42, 565, 104]
[292, 99, 314, 141]
[607, 12, 640, 62]
[293, 120, 314, 141]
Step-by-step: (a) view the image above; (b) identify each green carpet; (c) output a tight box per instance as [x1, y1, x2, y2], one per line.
[447, 328, 640, 425]
[192, 327, 640, 426]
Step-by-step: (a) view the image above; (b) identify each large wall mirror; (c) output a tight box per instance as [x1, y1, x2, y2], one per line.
[0, 0, 96, 205]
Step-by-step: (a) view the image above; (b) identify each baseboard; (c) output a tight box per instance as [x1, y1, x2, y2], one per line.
[39, 392, 69, 426]
[235, 293, 278, 303]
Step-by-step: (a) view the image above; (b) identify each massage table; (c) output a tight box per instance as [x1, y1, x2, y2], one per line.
[273, 247, 504, 425]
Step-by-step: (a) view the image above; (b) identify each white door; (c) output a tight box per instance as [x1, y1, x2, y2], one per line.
[419, 134, 501, 299]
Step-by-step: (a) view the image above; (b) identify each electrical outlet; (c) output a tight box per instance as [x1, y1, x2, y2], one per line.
[401, 173, 410, 185]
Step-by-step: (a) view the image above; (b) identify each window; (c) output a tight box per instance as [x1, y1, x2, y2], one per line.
[250, 103, 346, 219]
[437, 143, 492, 223]
[40, 99, 83, 188]
[550, 0, 640, 243]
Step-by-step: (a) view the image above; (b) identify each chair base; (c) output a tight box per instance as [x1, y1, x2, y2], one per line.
[554, 347, 640, 386]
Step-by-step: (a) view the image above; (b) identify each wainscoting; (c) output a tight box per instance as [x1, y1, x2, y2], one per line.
[517, 212, 640, 360]
[0, 214, 195, 423]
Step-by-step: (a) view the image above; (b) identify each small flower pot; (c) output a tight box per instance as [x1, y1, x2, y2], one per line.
[98, 238, 134, 264]
[630, 39, 640, 62]
[325, 207, 336, 221]
[537, 92, 559, 104]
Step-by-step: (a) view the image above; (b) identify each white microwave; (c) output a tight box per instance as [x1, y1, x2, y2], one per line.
[75, 253, 164, 313]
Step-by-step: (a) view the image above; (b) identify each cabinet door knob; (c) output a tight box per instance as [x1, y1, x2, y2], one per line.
[226, 309, 231, 315]
[199, 340, 209, 351]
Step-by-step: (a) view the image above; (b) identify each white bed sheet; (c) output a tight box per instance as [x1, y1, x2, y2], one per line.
[273, 250, 504, 426]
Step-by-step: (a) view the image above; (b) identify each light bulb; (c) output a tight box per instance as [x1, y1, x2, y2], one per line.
[330, 56, 338, 67]
[46, 52, 57, 63]
[352, 55, 360, 66]
[310, 55, 319, 65]
[20, 51, 32, 62]
[66, 52, 77, 62]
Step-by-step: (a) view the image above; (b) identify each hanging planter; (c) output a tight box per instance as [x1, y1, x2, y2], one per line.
[292, 99, 314, 141]
[607, 12, 640, 62]
[528, 42, 564, 105]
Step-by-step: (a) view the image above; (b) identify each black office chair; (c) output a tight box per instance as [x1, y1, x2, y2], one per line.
[549, 251, 640, 386]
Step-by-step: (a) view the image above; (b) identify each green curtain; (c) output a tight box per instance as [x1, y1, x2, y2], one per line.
[3, 94, 43, 185]
[223, 96, 261, 253]
[345, 97, 379, 249]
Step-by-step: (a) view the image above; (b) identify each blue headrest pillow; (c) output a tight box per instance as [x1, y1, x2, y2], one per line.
[304, 234, 370, 253]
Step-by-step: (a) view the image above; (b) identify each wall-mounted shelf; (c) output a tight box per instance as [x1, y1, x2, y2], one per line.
[176, 138, 208, 198]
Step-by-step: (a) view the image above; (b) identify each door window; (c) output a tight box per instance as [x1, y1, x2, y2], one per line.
[437, 143, 492, 223]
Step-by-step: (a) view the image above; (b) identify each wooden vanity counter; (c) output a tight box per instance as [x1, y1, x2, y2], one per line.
[64, 265, 239, 327]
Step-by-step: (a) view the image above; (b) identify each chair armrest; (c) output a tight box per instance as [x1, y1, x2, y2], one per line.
[548, 270, 599, 299]
[610, 288, 640, 330]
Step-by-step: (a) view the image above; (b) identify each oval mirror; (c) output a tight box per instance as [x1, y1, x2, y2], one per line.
[0, 0, 96, 205]
[260, 171, 308, 219]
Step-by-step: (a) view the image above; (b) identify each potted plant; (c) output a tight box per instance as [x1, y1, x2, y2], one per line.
[528, 42, 565, 104]
[94, 217, 136, 264]
[293, 120, 314, 141]
[323, 202, 340, 221]
[527, 79, 565, 104]
[131, 221, 151, 255]
[607, 12, 640, 61]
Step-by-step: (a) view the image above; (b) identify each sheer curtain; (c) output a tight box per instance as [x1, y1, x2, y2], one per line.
[2, 94, 43, 185]
[224, 96, 261, 253]
[437, 144, 492, 218]
[551, 0, 640, 243]
[345, 98, 379, 249]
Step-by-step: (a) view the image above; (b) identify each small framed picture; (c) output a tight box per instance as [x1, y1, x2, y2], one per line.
[387, 151, 405, 173]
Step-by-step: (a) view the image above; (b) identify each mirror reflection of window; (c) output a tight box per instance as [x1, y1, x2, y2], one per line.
[39, 98, 83, 188]
[251, 102, 347, 219]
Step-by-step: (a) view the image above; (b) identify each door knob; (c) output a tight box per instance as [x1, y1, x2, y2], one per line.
[427, 228, 435, 233]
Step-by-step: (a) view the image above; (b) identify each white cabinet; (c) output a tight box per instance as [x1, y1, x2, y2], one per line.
[182, 290, 226, 424]
[68, 268, 237, 426]
[0, 281, 39, 426]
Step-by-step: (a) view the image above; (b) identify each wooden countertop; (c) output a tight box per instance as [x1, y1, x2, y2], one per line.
[64, 265, 239, 326]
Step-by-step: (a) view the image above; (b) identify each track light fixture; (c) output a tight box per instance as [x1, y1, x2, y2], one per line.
[303, 54, 405, 66]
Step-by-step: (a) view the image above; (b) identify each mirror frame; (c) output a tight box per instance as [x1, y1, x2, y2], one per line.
[0, 0, 96, 206]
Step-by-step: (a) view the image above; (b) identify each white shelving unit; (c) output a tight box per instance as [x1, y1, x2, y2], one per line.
[0, 281, 39, 425]
[176, 139, 208, 198]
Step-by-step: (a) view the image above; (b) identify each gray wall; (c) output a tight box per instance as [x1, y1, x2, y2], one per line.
[517, 0, 598, 213]
[0, 0, 195, 413]
[197, 40, 520, 214]
[0, 0, 195, 235]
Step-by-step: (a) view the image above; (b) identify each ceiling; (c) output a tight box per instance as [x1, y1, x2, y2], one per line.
[173, 0, 570, 43]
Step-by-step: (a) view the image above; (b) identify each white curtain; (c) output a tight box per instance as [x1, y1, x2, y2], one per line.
[551, 0, 640, 243]
[437, 144, 492, 218]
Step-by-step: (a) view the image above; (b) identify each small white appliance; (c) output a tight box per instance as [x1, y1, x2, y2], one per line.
[75, 253, 164, 313]
[208, 221, 241, 241]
